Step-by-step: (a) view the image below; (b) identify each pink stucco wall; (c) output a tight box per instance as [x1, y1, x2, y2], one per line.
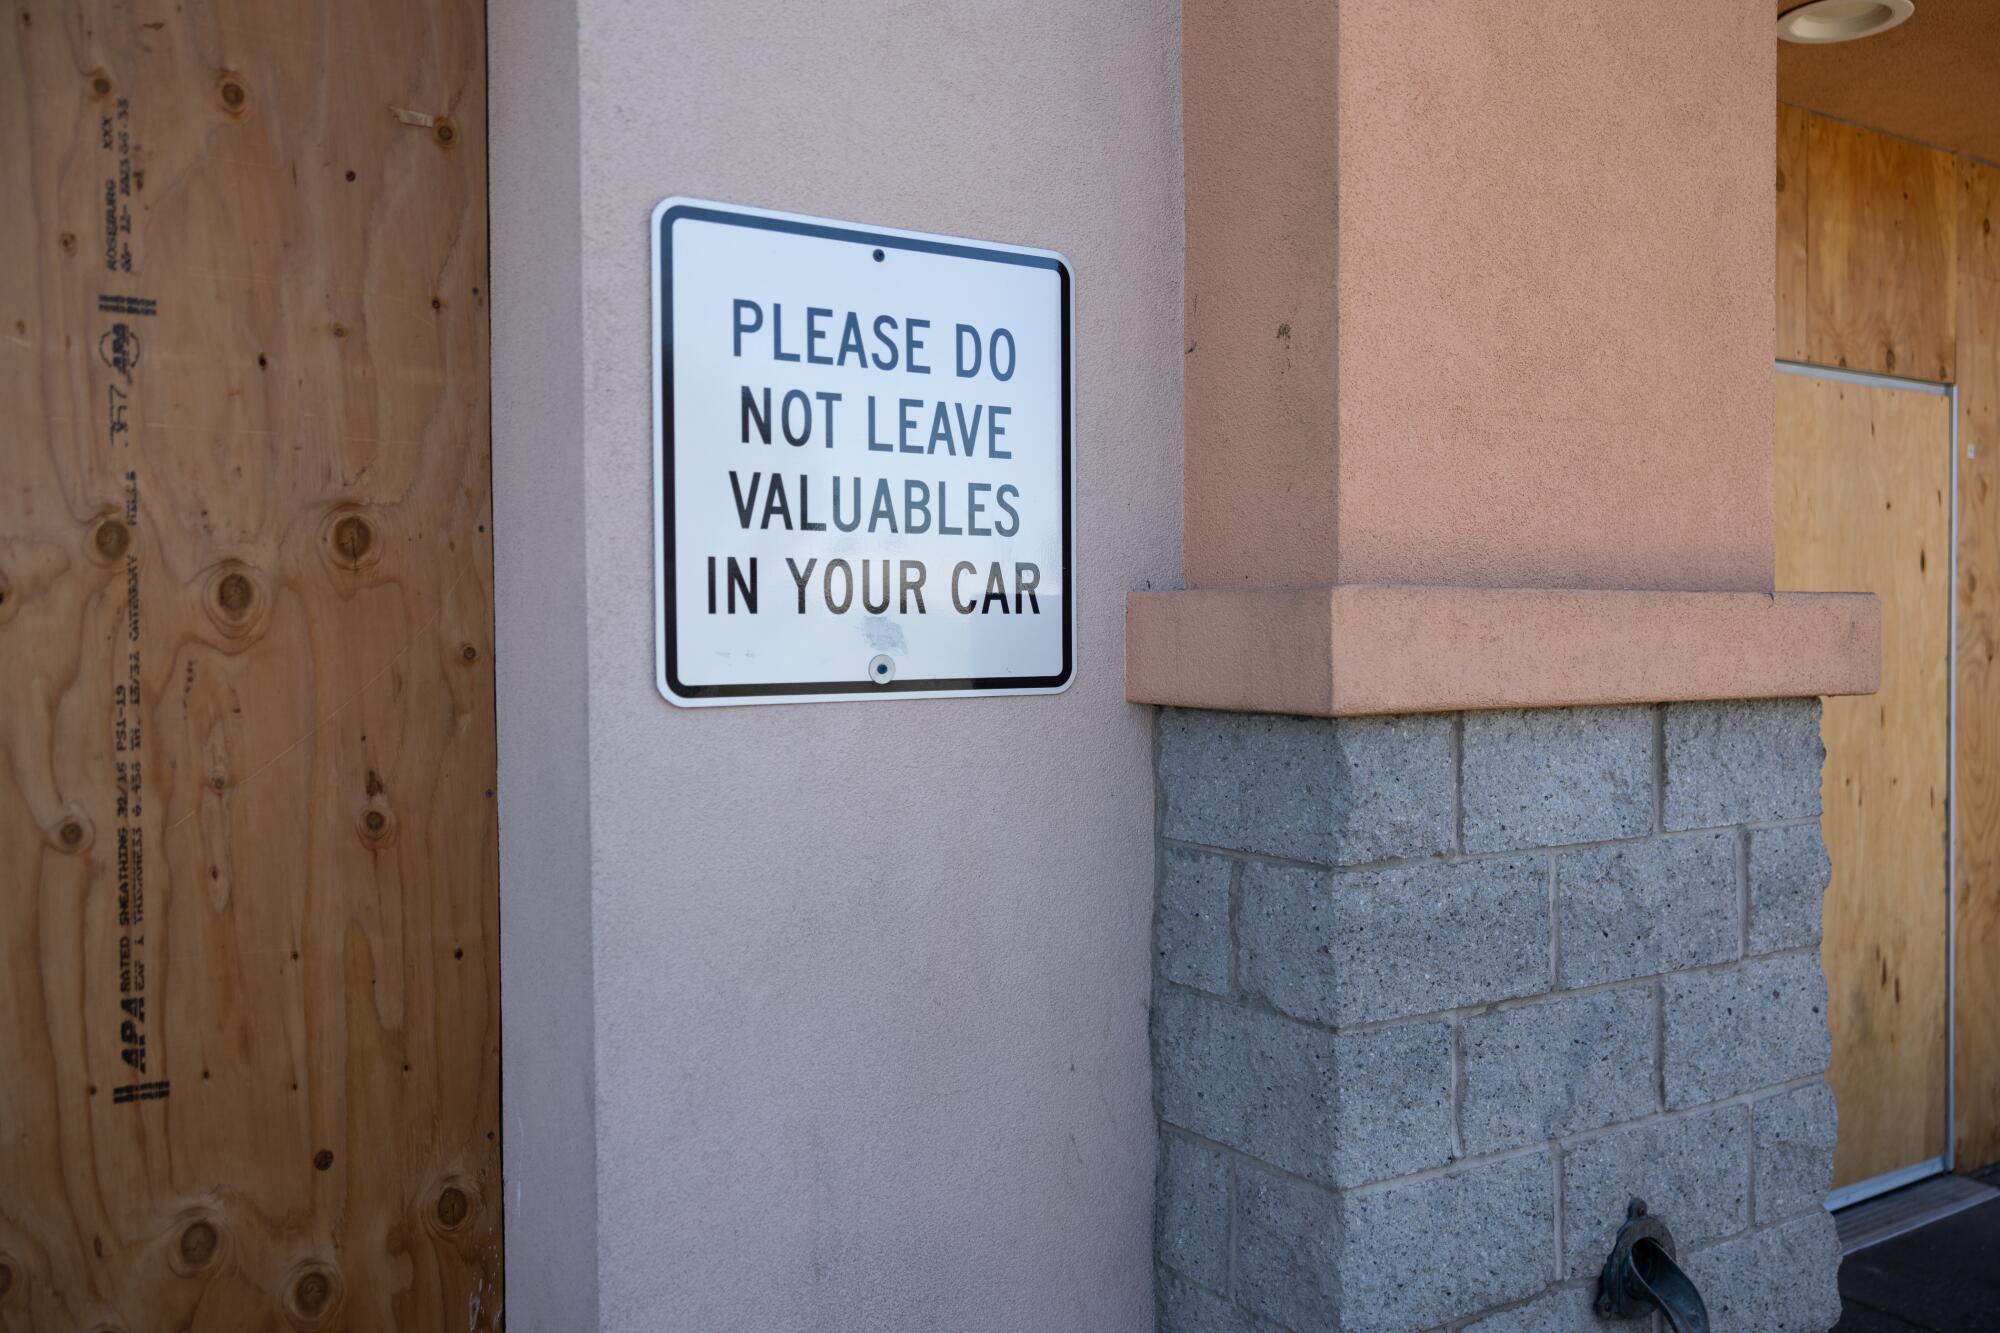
[1337, 0, 1776, 592]
[1186, 0, 1778, 592]
[1182, 0, 1339, 588]
[493, 2, 1181, 1329]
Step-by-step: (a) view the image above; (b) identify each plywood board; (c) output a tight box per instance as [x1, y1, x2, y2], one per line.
[1802, 113, 1957, 383]
[1955, 270, 2000, 1169]
[0, 2, 501, 1329]
[1778, 103, 1813, 364]
[1777, 100, 2000, 1179]
[1776, 374, 1951, 1190]
[1959, 157, 2000, 283]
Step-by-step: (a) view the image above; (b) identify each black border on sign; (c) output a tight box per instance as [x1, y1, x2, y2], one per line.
[656, 202, 1075, 701]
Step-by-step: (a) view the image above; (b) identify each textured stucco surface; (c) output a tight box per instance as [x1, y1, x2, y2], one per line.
[1125, 583, 1880, 716]
[491, 0, 600, 1326]
[1335, 0, 1777, 592]
[1182, 0, 1779, 593]
[491, 2, 1183, 1329]
[1182, 0, 1338, 588]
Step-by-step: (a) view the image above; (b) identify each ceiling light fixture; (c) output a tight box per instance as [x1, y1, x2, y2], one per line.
[1777, 0, 1915, 44]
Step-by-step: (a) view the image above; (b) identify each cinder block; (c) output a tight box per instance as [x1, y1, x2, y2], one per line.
[1322, 1021, 1455, 1187]
[1158, 847, 1236, 995]
[1157, 1268, 1265, 1333]
[1157, 1132, 1232, 1293]
[1662, 699, 1823, 831]
[1460, 988, 1658, 1155]
[1336, 1151, 1555, 1330]
[1239, 858, 1549, 1027]
[1752, 1081, 1838, 1224]
[1663, 954, 1831, 1109]
[1157, 709, 1454, 865]
[1681, 1210, 1844, 1333]
[1557, 832, 1738, 987]
[1152, 987, 1453, 1187]
[1154, 988, 1334, 1178]
[1559, 1105, 1749, 1277]
[1462, 705, 1655, 852]
[1459, 1283, 1603, 1332]
[1232, 1163, 1341, 1331]
[1748, 824, 1831, 956]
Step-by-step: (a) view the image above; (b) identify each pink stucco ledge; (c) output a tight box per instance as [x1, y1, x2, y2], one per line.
[1126, 584, 1881, 717]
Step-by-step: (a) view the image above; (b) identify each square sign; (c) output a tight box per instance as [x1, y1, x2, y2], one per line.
[652, 198, 1075, 706]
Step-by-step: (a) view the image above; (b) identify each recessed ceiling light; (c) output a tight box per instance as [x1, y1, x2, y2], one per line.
[1777, 0, 1915, 44]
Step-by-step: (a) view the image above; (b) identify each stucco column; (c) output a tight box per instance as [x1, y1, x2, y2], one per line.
[1131, 0, 1878, 715]
[491, 1, 1181, 1329]
[1141, 3, 1871, 1329]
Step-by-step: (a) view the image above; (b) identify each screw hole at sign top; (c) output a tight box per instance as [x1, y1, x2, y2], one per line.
[872, 248, 885, 262]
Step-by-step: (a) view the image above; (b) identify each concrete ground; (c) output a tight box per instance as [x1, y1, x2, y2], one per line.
[1834, 1174, 2000, 1332]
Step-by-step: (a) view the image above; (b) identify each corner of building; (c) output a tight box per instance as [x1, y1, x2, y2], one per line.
[490, 0, 602, 1325]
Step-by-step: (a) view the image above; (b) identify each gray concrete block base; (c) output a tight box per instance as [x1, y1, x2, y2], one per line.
[1152, 699, 1840, 1330]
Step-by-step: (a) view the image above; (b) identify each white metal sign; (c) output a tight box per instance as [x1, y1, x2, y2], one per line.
[652, 198, 1074, 706]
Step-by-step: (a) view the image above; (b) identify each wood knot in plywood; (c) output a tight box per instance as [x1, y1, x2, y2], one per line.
[215, 71, 247, 116]
[320, 506, 385, 580]
[48, 810, 91, 854]
[200, 561, 272, 646]
[216, 572, 252, 614]
[281, 1261, 342, 1326]
[357, 800, 397, 848]
[424, 1176, 481, 1242]
[90, 516, 130, 563]
[294, 1271, 330, 1312]
[329, 512, 373, 565]
[170, 1218, 222, 1276]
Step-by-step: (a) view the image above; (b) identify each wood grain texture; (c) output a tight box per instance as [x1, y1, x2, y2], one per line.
[1959, 157, 2000, 283]
[1776, 375, 1951, 1189]
[1799, 112, 1957, 383]
[0, 2, 500, 1329]
[1955, 269, 2000, 1170]
[1774, 108, 2000, 1174]
[1777, 103, 1812, 365]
